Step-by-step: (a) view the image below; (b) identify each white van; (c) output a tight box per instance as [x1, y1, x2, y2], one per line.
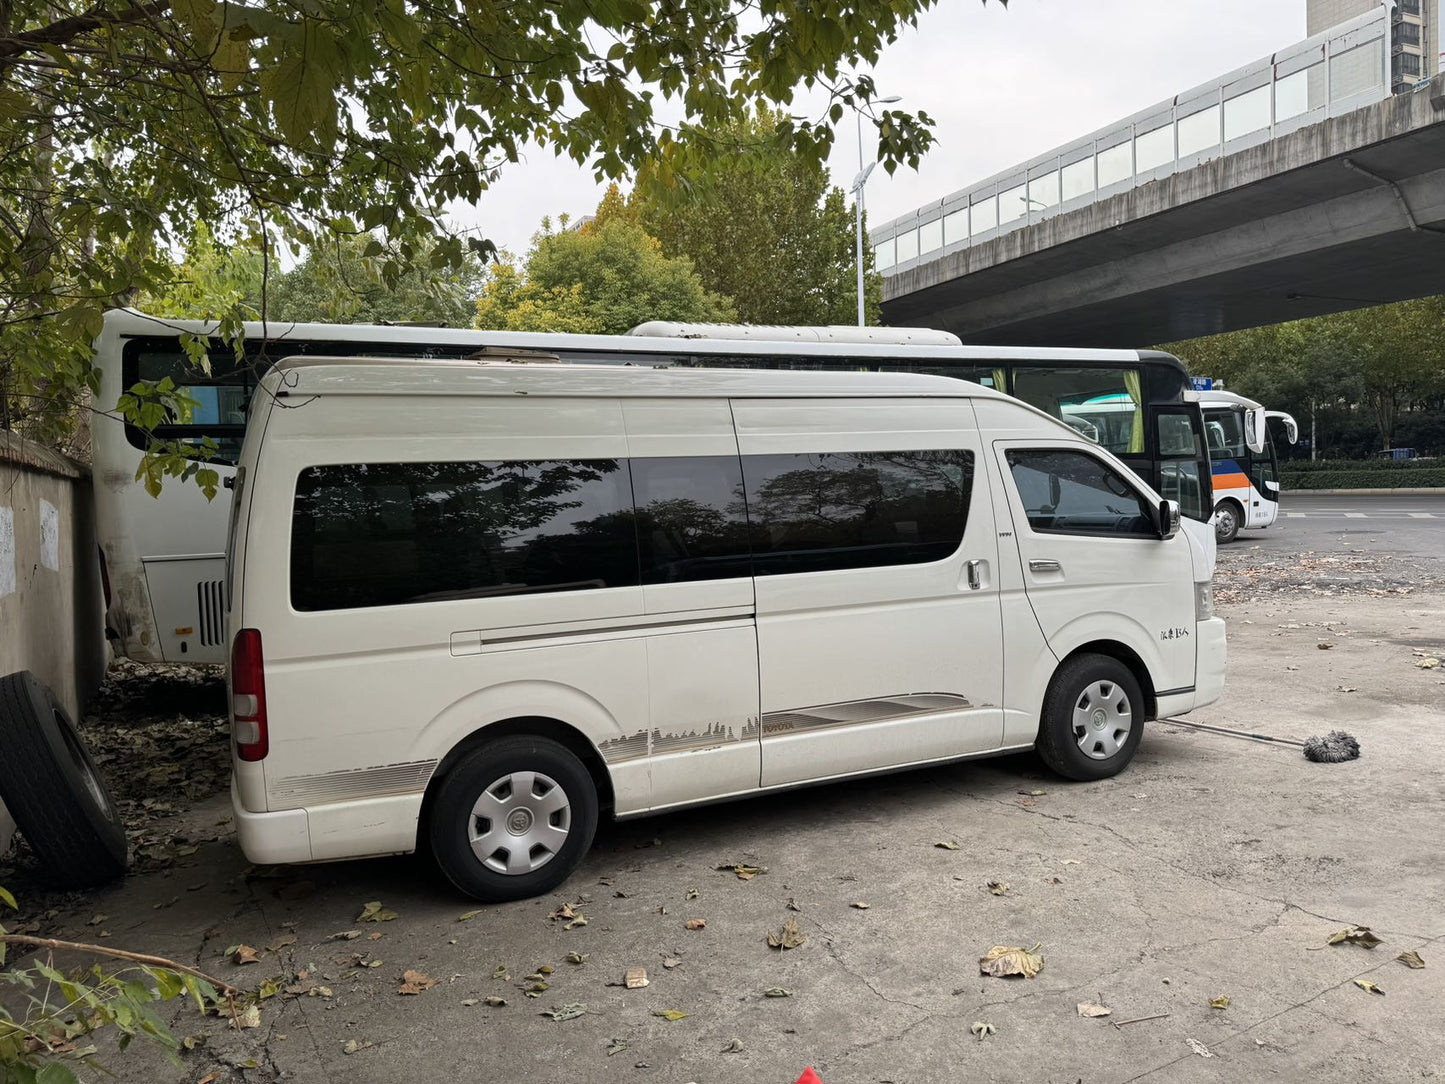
[227, 356, 1225, 900]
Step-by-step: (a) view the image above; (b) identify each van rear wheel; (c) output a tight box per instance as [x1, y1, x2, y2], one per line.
[428, 736, 598, 902]
[1036, 654, 1144, 782]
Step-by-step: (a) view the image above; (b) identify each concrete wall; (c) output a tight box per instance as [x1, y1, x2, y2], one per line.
[0, 431, 108, 855]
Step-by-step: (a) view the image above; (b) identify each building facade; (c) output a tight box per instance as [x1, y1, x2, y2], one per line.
[1307, 0, 1437, 92]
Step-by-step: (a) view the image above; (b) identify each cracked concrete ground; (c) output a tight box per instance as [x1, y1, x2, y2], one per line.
[6, 537, 1445, 1084]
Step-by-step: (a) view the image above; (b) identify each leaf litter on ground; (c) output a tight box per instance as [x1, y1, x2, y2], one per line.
[768, 918, 807, 951]
[357, 901, 398, 923]
[1397, 950, 1426, 969]
[1077, 1002, 1111, 1018]
[1327, 925, 1382, 948]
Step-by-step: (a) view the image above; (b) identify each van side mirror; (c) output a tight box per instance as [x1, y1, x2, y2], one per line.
[1158, 498, 1180, 540]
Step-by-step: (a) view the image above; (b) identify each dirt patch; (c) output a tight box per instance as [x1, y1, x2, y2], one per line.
[1215, 547, 1443, 604]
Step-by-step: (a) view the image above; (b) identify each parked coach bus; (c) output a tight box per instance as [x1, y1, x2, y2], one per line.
[1195, 390, 1299, 544]
[90, 309, 1213, 665]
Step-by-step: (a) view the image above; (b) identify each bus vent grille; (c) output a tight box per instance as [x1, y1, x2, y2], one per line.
[197, 580, 225, 647]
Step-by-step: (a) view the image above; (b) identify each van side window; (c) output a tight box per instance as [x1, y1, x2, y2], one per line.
[1005, 450, 1154, 538]
[630, 457, 753, 583]
[742, 450, 973, 575]
[290, 460, 639, 611]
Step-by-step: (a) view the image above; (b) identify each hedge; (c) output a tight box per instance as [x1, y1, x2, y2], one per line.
[1283, 468, 1445, 490]
[1283, 457, 1441, 474]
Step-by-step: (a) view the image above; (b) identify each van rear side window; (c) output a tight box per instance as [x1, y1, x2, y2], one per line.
[290, 460, 638, 611]
[289, 449, 976, 611]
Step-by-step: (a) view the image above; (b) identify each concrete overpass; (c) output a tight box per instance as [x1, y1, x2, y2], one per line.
[873, 10, 1445, 346]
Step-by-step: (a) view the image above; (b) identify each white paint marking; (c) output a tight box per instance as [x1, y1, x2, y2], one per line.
[1407, 512, 1436, 519]
[0, 507, 14, 597]
[1344, 513, 1367, 519]
[39, 499, 60, 571]
[1285, 512, 1305, 518]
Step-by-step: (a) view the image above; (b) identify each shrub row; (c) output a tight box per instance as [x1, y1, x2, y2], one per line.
[1283, 457, 1440, 473]
[1283, 469, 1445, 490]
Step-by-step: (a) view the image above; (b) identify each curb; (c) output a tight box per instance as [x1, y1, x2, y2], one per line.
[1284, 488, 1445, 497]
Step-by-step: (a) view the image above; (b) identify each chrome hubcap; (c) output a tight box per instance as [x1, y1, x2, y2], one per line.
[1071, 681, 1132, 760]
[1216, 509, 1236, 538]
[469, 771, 571, 875]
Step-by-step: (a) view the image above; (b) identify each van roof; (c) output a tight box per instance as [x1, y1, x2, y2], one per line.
[268, 355, 1018, 401]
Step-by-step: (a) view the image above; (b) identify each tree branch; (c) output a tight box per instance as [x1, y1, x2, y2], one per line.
[1, 934, 241, 995]
[0, 0, 171, 60]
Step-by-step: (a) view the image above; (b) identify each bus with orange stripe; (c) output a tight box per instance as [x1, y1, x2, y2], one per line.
[1196, 390, 1299, 544]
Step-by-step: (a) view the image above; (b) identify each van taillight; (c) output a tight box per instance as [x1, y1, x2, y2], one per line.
[231, 628, 268, 761]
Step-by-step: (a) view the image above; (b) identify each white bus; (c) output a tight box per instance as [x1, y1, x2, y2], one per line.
[1196, 390, 1299, 544]
[91, 310, 1214, 665]
[226, 355, 1225, 899]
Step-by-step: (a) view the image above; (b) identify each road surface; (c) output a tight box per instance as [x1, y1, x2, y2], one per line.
[1235, 491, 1445, 559]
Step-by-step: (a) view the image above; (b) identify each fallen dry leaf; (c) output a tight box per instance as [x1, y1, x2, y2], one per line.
[492, 964, 509, 980]
[1397, 950, 1426, 969]
[1317, 642, 1334, 650]
[230, 945, 261, 966]
[566, 952, 589, 965]
[652, 1009, 688, 1021]
[986, 880, 1009, 896]
[786, 897, 802, 912]
[357, 901, 398, 923]
[1188, 1037, 1214, 1058]
[767, 918, 807, 951]
[624, 968, 649, 989]
[764, 988, 792, 998]
[685, 888, 700, 900]
[979, 944, 1043, 979]
[970, 1021, 995, 1041]
[460, 998, 479, 1007]
[1077, 1002, 1111, 1018]
[549, 903, 576, 921]
[398, 969, 437, 995]
[230, 1004, 262, 1030]
[1209, 996, 1231, 1010]
[329, 930, 362, 941]
[1416, 657, 1441, 669]
[934, 841, 961, 850]
[564, 915, 588, 931]
[716, 862, 767, 880]
[540, 1003, 588, 1021]
[663, 958, 682, 969]
[721, 1038, 745, 1053]
[267, 935, 297, 953]
[1354, 979, 1385, 995]
[484, 996, 507, 1007]
[1327, 925, 1382, 949]
[606, 1038, 630, 1057]
[851, 901, 870, 910]
[458, 910, 483, 922]
[341, 1039, 373, 1055]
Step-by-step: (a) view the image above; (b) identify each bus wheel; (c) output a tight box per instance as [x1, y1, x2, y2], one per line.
[1214, 500, 1243, 544]
[1036, 654, 1144, 782]
[0, 671, 130, 887]
[428, 735, 598, 902]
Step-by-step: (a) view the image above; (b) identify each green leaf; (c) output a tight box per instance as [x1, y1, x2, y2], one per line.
[0, 886, 16, 909]
[37, 1063, 82, 1084]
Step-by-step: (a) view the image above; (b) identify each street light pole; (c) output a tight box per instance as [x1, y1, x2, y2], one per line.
[853, 95, 900, 327]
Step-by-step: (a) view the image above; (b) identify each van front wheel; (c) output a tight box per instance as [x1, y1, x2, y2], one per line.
[1036, 654, 1144, 782]
[428, 736, 598, 902]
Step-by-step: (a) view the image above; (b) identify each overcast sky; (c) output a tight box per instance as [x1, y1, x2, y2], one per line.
[454, 2, 1330, 258]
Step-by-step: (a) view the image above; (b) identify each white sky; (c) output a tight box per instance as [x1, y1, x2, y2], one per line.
[452, 1, 1338, 258]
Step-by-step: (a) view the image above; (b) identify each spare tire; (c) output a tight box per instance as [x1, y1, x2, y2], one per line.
[0, 671, 129, 886]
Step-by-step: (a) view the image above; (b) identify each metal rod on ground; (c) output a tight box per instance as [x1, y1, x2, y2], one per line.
[1160, 717, 1306, 747]
[1160, 717, 1360, 762]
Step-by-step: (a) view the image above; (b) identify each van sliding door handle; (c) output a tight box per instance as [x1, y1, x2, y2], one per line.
[1029, 559, 1062, 573]
[966, 559, 983, 590]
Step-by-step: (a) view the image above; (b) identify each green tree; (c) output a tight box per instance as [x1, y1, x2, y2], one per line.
[138, 223, 264, 321]
[2, 0, 983, 463]
[266, 235, 486, 326]
[476, 217, 733, 335]
[630, 108, 882, 325]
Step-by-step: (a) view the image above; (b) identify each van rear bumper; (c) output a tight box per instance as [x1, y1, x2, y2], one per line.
[232, 777, 313, 864]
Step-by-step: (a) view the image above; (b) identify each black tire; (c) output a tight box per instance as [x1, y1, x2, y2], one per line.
[427, 736, 598, 902]
[0, 671, 129, 886]
[1214, 500, 1243, 545]
[1035, 654, 1145, 782]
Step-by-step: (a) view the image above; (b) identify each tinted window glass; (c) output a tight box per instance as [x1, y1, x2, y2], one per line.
[742, 451, 973, 575]
[1011, 367, 1143, 455]
[291, 460, 638, 611]
[630, 457, 752, 583]
[1006, 450, 1155, 537]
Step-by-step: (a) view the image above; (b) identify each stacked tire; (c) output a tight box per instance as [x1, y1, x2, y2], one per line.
[0, 671, 129, 887]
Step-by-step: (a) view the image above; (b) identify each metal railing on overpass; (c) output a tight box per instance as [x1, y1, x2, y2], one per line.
[871, 6, 1392, 277]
